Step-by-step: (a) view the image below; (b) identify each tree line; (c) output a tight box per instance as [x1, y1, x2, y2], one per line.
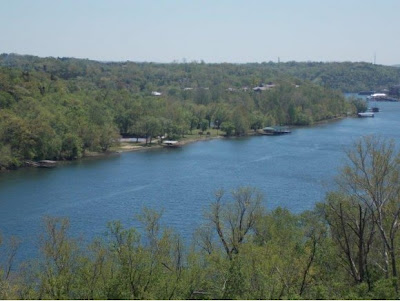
[2, 54, 400, 92]
[1, 136, 400, 299]
[0, 54, 354, 170]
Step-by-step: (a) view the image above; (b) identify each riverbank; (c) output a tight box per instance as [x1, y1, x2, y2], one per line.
[111, 115, 351, 155]
[0, 114, 352, 172]
[0, 133, 226, 172]
[111, 129, 225, 154]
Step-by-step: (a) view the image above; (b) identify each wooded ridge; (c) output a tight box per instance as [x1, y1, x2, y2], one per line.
[2, 53, 397, 169]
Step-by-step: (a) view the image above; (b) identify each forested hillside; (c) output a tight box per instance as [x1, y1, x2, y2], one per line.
[0, 53, 352, 169]
[273, 61, 400, 92]
[2, 54, 400, 92]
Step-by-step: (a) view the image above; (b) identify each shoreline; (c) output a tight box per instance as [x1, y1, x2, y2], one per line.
[111, 115, 350, 155]
[0, 114, 353, 172]
[111, 134, 225, 154]
[87, 114, 353, 158]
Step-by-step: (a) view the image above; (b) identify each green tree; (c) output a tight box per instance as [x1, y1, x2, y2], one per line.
[61, 133, 82, 159]
[37, 217, 79, 299]
[205, 187, 263, 260]
[350, 97, 368, 113]
[337, 136, 400, 293]
[0, 144, 13, 169]
[323, 192, 375, 286]
[249, 111, 264, 132]
[135, 116, 161, 145]
[232, 107, 250, 136]
[220, 121, 235, 137]
[200, 119, 208, 132]
[0, 235, 19, 299]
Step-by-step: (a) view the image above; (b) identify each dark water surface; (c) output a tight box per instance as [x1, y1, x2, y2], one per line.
[1, 97, 400, 260]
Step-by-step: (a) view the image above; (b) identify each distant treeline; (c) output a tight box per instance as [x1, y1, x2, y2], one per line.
[272, 61, 400, 92]
[2, 54, 400, 92]
[0, 53, 377, 169]
[1, 136, 400, 299]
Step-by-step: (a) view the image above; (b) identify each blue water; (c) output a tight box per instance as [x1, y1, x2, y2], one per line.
[1, 97, 400, 261]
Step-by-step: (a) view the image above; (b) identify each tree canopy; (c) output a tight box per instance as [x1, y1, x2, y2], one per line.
[1, 54, 382, 169]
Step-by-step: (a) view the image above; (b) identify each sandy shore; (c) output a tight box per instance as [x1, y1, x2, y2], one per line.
[106, 115, 350, 156]
[110, 134, 225, 155]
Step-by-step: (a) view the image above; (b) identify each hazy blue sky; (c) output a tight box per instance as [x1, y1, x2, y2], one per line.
[1, 0, 399, 65]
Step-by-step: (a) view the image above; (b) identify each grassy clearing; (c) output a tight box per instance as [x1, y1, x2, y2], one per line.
[110, 128, 267, 153]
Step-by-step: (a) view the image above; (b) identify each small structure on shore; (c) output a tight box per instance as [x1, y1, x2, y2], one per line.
[25, 160, 57, 168]
[261, 126, 291, 135]
[162, 140, 181, 148]
[358, 112, 374, 118]
[38, 160, 57, 168]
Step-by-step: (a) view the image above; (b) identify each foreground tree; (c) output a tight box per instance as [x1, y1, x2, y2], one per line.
[336, 136, 400, 292]
[37, 217, 79, 299]
[204, 187, 263, 260]
[324, 192, 375, 286]
[0, 234, 19, 299]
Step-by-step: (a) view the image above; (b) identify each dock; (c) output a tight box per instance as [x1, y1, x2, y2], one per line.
[358, 112, 374, 118]
[260, 126, 291, 135]
[162, 140, 181, 148]
[25, 160, 57, 168]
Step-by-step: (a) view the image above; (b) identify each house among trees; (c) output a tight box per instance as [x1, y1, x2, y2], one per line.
[151, 91, 162, 96]
[253, 86, 267, 92]
[253, 82, 276, 92]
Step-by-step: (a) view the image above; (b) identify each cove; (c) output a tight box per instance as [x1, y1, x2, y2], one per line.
[1, 99, 400, 261]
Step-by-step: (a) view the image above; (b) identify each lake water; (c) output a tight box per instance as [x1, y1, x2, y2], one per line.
[1, 96, 400, 261]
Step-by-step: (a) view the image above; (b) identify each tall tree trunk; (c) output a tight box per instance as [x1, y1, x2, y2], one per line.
[383, 242, 390, 279]
[299, 236, 317, 296]
[358, 205, 365, 283]
[390, 240, 398, 294]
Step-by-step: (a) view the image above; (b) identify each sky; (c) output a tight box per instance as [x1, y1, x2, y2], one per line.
[1, 0, 399, 65]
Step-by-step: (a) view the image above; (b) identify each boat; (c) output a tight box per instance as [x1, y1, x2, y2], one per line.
[261, 126, 291, 135]
[25, 160, 57, 168]
[162, 140, 181, 148]
[367, 93, 398, 102]
[37, 160, 57, 168]
[367, 106, 380, 112]
[358, 112, 374, 118]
